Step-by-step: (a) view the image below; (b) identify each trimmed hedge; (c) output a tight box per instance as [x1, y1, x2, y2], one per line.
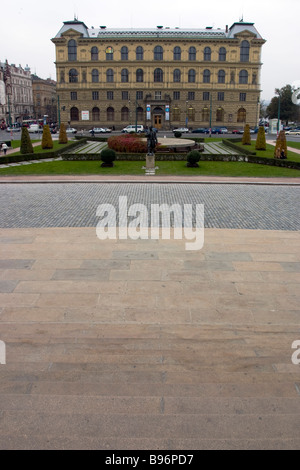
[222, 138, 256, 156]
[0, 140, 83, 164]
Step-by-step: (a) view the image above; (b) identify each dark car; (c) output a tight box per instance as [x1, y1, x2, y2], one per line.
[211, 127, 223, 134]
[191, 128, 209, 134]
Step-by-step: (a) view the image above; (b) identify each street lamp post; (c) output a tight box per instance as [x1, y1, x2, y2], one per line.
[277, 94, 281, 135]
[209, 93, 212, 137]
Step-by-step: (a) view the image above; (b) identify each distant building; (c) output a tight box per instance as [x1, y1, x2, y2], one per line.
[0, 61, 34, 126]
[52, 19, 266, 130]
[32, 75, 57, 123]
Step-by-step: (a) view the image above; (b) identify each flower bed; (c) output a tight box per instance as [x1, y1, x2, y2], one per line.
[108, 134, 148, 153]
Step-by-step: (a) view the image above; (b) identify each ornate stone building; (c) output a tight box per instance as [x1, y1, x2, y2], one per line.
[0, 61, 34, 126]
[52, 19, 266, 130]
[32, 75, 57, 123]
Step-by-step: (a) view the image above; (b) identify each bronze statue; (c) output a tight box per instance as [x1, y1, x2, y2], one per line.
[146, 127, 158, 155]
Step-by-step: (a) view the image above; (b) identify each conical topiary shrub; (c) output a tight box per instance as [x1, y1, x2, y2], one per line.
[20, 126, 34, 154]
[59, 123, 68, 144]
[274, 130, 288, 159]
[242, 124, 251, 145]
[255, 126, 266, 150]
[41, 124, 53, 150]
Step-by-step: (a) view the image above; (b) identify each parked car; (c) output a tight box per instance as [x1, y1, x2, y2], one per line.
[285, 129, 300, 135]
[173, 127, 189, 134]
[211, 127, 224, 134]
[28, 124, 42, 133]
[122, 125, 144, 133]
[66, 128, 77, 134]
[191, 128, 209, 134]
[6, 126, 21, 133]
[231, 129, 244, 134]
[89, 128, 106, 134]
[102, 127, 112, 133]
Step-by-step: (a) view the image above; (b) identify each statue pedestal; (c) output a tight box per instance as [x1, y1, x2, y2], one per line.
[143, 154, 159, 175]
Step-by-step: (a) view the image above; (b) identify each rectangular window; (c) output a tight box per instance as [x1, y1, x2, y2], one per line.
[92, 91, 99, 101]
[136, 91, 143, 100]
[203, 92, 210, 101]
[173, 91, 180, 100]
[218, 92, 224, 101]
[122, 91, 129, 100]
[107, 91, 114, 100]
[71, 92, 77, 100]
[240, 93, 247, 102]
[155, 91, 162, 100]
[188, 92, 195, 101]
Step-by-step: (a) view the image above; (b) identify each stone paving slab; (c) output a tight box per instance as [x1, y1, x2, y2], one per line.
[0, 227, 299, 450]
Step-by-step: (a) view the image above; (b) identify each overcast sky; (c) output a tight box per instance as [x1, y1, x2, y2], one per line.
[1, 0, 299, 101]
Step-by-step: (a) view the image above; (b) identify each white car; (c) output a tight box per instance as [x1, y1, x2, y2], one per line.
[285, 129, 300, 135]
[89, 128, 106, 134]
[173, 128, 189, 133]
[66, 128, 77, 134]
[122, 125, 144, 133]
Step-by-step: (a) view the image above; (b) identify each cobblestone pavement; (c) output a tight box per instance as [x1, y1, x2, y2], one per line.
[0, 183, 299, 230]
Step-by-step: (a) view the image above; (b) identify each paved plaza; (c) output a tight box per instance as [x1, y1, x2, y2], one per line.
[0, 181, 299, 450]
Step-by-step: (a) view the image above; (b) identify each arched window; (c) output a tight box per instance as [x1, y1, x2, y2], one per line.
[219, 47, 226, 61]
[68, 40, 77, 61]
[173, 69, 181, 83]
[92, 69, 99, 83]
[218, 70, 226, 84]
[107, 107, 114, 121]
[240, 40, 250, 62]
[70, 107, 79, 121]
[216, 107, 224, 122]
[121, 69, 129, 83]
[239, 70, 248, 84]
[136, 46, 144, 60]
[202, 107, 209, 122]
[237, 107, 247, 123]
[154, 68, 163, 82]
[91, 47, 98, 61]
[188, 69, 196, 83]
[172, 107, 180, 121]
[121, 106, 129, 121]
[154, 46, 163, 60]
[203, 69, 211, 83]
[106, 47, 114, 61]
[92, 107, 100, 121]
[204, 47, 211, 61]
[106, 69, 114, 83]
[121, 46, 129, 60]
[187, 107, 195, 122]
[137, 107, 144, 121]
[173, 47, 181, 60]
[136, 69, 144, 82]
[189, 47, 196, 61]
[69, 69, 78, 83]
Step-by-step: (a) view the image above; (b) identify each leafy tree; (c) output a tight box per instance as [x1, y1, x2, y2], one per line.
[266, 85, 299, 125]
[20, 127, 34, 154]
[255, 126, 266, 150]
[41, 124, 53, 150]
[274, 130, 288, 158]
[59, 123, 68, 144]
[242, 124, 251, 145]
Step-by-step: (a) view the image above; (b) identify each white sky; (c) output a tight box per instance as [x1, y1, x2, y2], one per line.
[1, 0, 299, 101]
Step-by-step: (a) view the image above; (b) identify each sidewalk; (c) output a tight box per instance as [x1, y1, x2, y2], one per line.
[0, 226, 299, 449]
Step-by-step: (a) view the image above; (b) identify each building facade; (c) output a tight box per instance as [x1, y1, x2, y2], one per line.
[52, 19, 266, 130]
[0, 61, 34, 126]
[32, 75, 57, 124]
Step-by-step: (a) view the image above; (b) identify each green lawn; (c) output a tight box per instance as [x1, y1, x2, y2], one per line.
[0, 160, 300, 177]
[233, 140, 300, 162]
[8, 139, 75, 156]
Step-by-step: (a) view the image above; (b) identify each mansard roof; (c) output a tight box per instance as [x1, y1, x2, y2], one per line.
[53, 19, 264, 42]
